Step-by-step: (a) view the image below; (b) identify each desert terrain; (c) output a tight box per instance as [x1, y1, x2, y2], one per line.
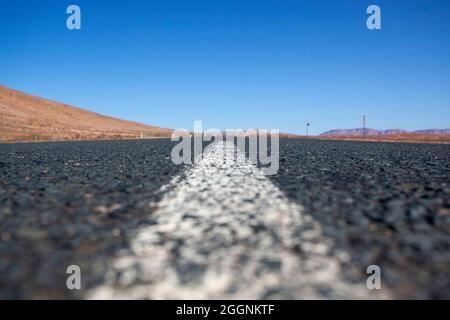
[0, 85, 172, 143]
[1, 85, 448, 144]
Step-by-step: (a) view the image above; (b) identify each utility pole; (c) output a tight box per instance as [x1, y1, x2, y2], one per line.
[362, 115, 367, 140]
[306, 122, 310, 137]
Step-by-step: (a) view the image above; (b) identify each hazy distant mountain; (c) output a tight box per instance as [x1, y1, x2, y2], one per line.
[383, 129, 410, 135]
[320, 128, 408, 136]
[320, 128, 449, 136]
[413, 129, 450, 135]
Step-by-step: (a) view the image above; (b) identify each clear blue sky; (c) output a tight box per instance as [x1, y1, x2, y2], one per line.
[1, 0, 449, 135]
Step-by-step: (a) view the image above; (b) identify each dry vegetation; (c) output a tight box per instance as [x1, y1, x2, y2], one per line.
[0, 85, 173, 143]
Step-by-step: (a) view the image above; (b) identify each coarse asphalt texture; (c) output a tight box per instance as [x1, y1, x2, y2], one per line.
[0, 138, 449, 299]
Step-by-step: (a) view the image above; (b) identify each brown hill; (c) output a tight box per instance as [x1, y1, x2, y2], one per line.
[0, 85, 173, 142]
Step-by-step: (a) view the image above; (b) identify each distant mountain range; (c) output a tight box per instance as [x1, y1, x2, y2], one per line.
[320, 128, 450, 136]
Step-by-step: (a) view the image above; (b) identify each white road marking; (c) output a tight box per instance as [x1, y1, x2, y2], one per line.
[88, 142, 389, 299]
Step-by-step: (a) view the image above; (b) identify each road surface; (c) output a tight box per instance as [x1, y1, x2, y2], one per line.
[0, 138, 449, 299]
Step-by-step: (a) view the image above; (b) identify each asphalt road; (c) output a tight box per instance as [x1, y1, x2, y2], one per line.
[0, 138, 449, 299]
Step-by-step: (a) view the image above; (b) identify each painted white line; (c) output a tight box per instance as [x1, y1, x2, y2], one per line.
[88, 142, 389, 299]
